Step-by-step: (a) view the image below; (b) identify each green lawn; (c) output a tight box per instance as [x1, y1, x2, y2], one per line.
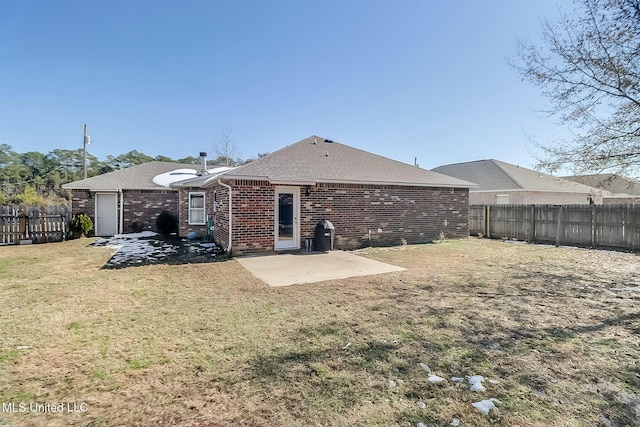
[0, 238, 638, 426]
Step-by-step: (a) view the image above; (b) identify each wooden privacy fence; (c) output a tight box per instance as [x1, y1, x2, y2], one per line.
[470, 204, 640, 251]
[0, 205, 71, 245]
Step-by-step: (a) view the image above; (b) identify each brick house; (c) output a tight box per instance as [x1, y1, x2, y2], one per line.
[62, 162, 212, 236]
[172, 136, 475, 255]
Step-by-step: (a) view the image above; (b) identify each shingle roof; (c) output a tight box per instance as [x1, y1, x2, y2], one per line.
[563, 174, 640, 195]
[62, 161, 200, 191]
[432, 159, 601, 193]
[210, 136, 475, 188]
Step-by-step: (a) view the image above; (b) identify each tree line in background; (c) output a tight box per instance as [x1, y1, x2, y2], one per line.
[0, 143, 267, 206]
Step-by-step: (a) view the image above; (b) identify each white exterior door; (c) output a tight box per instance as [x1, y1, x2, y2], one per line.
[95, 193, 118, 236]
[274, 186, 300, 250]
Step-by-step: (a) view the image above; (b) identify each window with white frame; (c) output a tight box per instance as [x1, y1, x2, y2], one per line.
[189, 192, 206, 225]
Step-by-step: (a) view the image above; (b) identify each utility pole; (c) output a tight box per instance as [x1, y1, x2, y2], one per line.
[82, 124, 90, 179]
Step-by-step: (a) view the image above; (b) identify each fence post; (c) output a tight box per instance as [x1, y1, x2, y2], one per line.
[19, 213, 28, 240]
[481, 205, 486, 236]
[40, 215, 46, 243]
[530, 205, 536, 242]
[486, 205, 491, 238]
[591, 204, 596, 247]
[555, 205, 563, 247]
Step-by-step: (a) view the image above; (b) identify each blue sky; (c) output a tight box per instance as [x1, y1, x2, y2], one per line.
[0, 0, 574, 169]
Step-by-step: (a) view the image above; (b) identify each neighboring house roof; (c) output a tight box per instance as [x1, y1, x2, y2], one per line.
[432, 159, 602, 194]
[62, 161, 202, 191]
[562, 173, 640, 196]
[204, 136, 475, 188]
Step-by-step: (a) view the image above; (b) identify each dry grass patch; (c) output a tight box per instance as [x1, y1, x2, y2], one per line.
[0, 237, 638, 426]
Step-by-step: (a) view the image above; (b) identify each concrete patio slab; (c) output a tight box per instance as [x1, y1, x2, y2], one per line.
[236, 250, 406, 287]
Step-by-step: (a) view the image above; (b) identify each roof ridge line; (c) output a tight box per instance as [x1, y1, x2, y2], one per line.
[490, 159, 525, 190]
[435, 159, 493, 168]
[228, 135, 321, 175]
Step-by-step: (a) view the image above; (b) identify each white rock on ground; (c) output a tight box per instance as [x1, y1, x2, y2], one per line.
[467, 375, 486, 392]
[112, 231, 157, 239]
[418, 363, 431, 374]
[472, 398, 502, 415]
[418, 362, 446, 383]
[427, 374, 446, 383]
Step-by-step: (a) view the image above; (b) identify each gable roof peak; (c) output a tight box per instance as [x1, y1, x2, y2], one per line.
[433, 158, 605, 193]
[213, 135, 475, 188]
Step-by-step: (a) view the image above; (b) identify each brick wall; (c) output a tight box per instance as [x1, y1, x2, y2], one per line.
[199, 182, 468, 255]
[71, 189, 95, 235]
[213, 185, 230, 249]
[71, 189, 179, 235]
[179, 182, 276, 253]
[122, 190, 179, 233]
[178, 187, 214, 238]
[229, 181, 275, 254]
[299, 184, 469, 250]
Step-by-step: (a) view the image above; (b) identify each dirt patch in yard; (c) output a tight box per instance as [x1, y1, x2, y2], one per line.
[0, 237, 638, 426]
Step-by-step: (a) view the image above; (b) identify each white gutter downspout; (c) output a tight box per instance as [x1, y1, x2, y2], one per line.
[218, 179, 232, 252]
[119, 188, 124, 234]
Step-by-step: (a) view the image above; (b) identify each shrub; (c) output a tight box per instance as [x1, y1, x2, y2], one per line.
[7, 186, 44, 207]
[156, 211, 178, 236]
[130, 221, 143, 233]
[70, 213, 93, 236]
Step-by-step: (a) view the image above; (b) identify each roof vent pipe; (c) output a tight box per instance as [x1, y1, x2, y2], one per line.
[199, 152, 208, 176]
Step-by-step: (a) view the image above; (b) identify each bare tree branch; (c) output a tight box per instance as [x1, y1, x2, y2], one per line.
[212, 126, 240, 167]
[514, 0, 640, 177]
